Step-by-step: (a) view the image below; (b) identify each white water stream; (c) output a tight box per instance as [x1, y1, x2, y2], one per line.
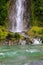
[10, 0, 25, 32]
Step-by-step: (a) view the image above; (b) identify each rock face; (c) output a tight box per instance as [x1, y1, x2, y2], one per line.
[23, 0, 30, 29]
[9, 0, 30, 32]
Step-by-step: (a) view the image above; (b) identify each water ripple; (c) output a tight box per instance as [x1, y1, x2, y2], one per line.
[26, 49, 40, 53]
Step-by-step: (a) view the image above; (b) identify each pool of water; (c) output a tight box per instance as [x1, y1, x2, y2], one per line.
[0, 44, 43, 65]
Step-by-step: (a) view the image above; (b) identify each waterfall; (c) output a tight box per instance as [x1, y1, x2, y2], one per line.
[9, 0, 25, 32]
[9, 0, 30, 32]
[16, 0, 25, 32]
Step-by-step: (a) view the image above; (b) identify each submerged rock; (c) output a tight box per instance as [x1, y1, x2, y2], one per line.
[24, 61, 43, 65]
[19, 39, 26, 45]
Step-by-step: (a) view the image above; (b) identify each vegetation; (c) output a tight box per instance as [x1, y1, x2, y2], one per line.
[0, 0, 10, 26]
[0, 0, 10, 42]
[0, 26, 8, 41]
[0, 0, 43, 44]
[27, 26, 43, 37]
[29, 0, 43, 39]
[31, 0, 43, 26]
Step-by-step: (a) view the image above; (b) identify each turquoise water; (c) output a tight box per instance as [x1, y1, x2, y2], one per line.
[0, 44, 43, 65]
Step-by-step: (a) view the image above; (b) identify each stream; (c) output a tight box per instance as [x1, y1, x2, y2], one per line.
[0, 44, 43, 65]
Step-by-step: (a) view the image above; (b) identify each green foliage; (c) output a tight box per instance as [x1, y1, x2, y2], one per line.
[0, 0, 10, 25]
[27, 26, 43, 37]
[0, 26, 8, 41]
[6, 32, 24, 42]
[31, 0, 43, 26]
[13, 33, 21, 40]
[6, 33, 13, 40]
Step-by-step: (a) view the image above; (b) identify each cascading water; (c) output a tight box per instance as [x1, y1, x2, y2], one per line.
[16, 0, 25, 32]
[9, 0, 30, 32]
[9, 0, 25, 32]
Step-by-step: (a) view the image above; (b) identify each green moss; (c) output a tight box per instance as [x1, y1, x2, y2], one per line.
[27, 26, 43, 37]
[0, 26, 8, 41]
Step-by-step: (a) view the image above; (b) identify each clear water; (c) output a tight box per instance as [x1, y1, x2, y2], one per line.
[0, 44, 43, 65]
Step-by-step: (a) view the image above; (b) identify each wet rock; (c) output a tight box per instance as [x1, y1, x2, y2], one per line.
[24, 61, 43, 65]
[33, 38, 42, 44]
[19, 39, 26, 45]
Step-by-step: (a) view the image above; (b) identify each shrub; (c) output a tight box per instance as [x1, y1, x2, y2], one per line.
[13, 33, 21, 40]
[0, 26, 8, 41]
[27, 26, 43, 37]
[6, 33, 13, 40]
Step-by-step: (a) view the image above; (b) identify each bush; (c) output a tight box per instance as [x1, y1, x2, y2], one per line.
[13, 33, 21, 40]
[27, 26, 43, 37]
[6, 33, 13, 40]
[0, 26, 8, 41]
[0, 0, 10, 26]
[31, 0, 43, 26]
